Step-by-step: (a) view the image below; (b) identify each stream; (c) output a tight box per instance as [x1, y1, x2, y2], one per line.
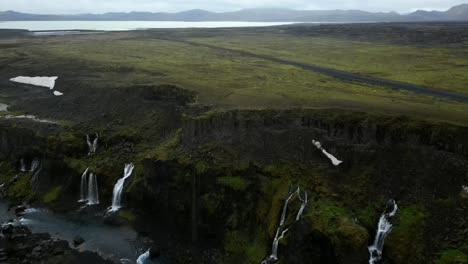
[0, 200, 148, 263]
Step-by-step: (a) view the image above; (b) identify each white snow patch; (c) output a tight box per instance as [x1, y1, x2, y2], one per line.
[10, 76, 58, 90]
[0, 104, 8, 111]
[312, 140, 343, 166]
[1, 115, 57, 124]
[462, 186, 468, 194]
[53, 91, 64, 96]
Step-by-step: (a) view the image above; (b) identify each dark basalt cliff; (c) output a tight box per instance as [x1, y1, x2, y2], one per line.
[1, 107, 468, 263]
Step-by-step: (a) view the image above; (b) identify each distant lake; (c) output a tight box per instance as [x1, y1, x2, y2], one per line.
[0, 21, 302, 31]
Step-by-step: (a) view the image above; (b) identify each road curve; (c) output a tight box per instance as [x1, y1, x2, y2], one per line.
[163, 38, 468, 103]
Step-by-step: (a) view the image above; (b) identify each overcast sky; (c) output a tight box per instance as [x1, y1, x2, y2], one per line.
[1, 0, 466, 14]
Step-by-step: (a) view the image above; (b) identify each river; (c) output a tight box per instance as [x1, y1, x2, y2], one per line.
[0, 200, 147, 263]
[0, 21, 302, 31]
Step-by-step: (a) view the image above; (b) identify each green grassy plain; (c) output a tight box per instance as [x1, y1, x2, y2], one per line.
[2, 29, 468, 125]
[187, 33, 468, 95]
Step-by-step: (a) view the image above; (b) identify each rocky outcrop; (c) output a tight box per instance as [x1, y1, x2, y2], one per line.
[0, 223, 112, 264]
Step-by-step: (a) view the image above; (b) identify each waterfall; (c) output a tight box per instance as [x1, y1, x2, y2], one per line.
[30, 167, 42, 191]
[30, 159, 40, 172]
[109, 163, 135, 212]
[78, 168, 100, 205]
[312, 140, 343, 166]
[79, 168, 89, 202]
[86, 133, 99, 155]
[368, 200, 398, 264]
[136, 250, 150, 264]
[261, 187, 308, 264]
[296, 191, 308, 221]
[20, 158, 27, 172]
[87, 173, 99, 205]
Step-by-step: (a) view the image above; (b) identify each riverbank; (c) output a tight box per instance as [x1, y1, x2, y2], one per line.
[0, 217, 113, 264]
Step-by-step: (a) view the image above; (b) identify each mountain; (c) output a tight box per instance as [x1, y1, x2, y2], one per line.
[406, 4, 468, 21]
[1, 4, 468, 22]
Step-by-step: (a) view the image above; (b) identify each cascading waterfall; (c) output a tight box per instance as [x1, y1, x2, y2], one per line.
[109, 163, 135, 212]
[312, 140, 343, 166]
[86, 133, 99, 155]
[87, 173, 99, 205]
[30, 159, 40, 172]
[78, 168, 100, 205]
[79, 168, 89, 202]
[368, 200, 398, 264]
[261, 187, 308, 264]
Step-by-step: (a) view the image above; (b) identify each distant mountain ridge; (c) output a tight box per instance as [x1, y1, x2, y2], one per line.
[1, 4, 468, 22]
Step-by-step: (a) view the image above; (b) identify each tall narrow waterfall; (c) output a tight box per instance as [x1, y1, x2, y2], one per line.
[109, 163, 135, 212]
[86, 133, 99, 155]
[368, 200, 398, 264]
[87, 173, 99, 205]
[261, 187, 308, 264]
[20, 158, 27, 172]
[79, 168, 89, 202]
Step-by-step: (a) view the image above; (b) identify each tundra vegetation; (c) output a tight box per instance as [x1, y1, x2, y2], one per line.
[0, 23, 467, 264]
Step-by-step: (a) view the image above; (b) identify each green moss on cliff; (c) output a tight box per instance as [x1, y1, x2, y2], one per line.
[436, 248, 468, 264]
[217, 176, 250, 191]
[8, 174, 35, 202]
[386, 206, 428, 263]
[118, 210, 136, 223]
[43, 186, 62, 204]
[308, 199, 368, 258]
[0, 161, 15, 182]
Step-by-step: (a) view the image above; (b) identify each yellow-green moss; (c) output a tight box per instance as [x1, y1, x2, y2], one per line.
[386, 206, 428, 263]
[8, 174, 35, 201]
[118, 210, 136, 223]
[436, 248, 468, 264]
[195, 162, 206, 174]
[217, 176, 250, 191]
[43, 186, 63, 204]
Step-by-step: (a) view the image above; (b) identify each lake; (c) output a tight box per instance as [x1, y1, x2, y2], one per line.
[0, 21, 302, 31]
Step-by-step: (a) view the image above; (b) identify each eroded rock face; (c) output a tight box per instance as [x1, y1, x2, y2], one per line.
[283, 220, 339, 264]
[1, 108, 467, 264]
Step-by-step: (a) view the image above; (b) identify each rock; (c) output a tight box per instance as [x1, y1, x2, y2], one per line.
[33, 246, 42, 252]
[1, 224, 13, 235]
[73, 236, 85, 247]
[149, 246, 161, 259]
[14, 205, 27, 216]
[283, 219, 339, 264]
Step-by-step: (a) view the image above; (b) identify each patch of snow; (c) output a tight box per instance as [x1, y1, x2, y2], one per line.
[312, 140, 343, 166]
[10, 76, 58, 90]
[0, 104, 8, 112]
[1, 115, 57, 124]
[53, 91, 64, 96]
[462, 186, 468, 194]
